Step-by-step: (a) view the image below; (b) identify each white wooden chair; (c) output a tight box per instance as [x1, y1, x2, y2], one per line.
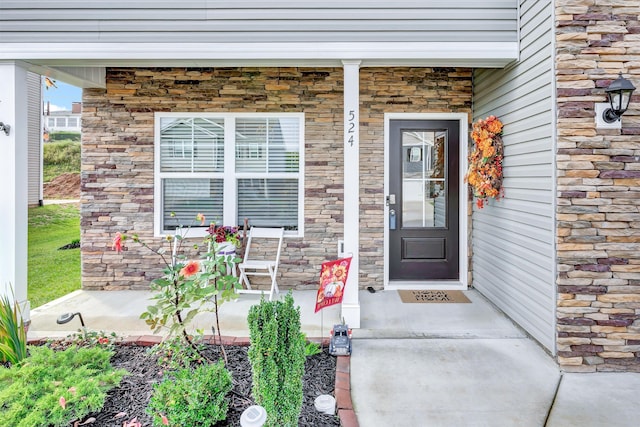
[237, 227, 284, 301]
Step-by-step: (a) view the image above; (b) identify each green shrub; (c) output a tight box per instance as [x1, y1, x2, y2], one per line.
[43, 140, 81, 182]
[147, 361, 232, 426]
[49, 131, 81, 142]
[247, 293, 306, 427]
[0, 291, 27, 365]
[0, 345, 126, 427]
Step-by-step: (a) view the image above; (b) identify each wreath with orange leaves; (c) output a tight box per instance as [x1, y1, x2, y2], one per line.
[464, 116, 504, 209]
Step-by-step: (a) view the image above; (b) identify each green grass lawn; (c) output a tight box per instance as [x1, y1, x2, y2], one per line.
[28, 204, 81, 308]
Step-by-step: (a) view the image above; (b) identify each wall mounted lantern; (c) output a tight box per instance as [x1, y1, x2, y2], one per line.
[0, 122, 10, 136]
[602, 72, 636, 123]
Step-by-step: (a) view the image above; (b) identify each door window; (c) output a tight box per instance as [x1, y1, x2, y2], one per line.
[401, 131, 447, 228]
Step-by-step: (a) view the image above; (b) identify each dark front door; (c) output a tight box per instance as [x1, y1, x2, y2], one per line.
[388, 120, 459, 281]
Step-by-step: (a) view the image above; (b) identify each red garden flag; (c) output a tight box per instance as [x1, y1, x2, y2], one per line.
[315, 257, 352, 313]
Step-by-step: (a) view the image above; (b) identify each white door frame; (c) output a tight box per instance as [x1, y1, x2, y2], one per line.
[384, 113, 469, 290]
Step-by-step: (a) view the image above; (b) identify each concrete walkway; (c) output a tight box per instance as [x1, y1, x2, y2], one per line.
[28, 289, 640, 426]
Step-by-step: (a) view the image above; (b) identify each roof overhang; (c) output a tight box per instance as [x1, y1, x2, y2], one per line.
[2, 41, 518, 88]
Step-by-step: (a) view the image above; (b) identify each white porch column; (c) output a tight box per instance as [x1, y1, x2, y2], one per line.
[341, 60, 361, 328]
[0, 61, 30, 322]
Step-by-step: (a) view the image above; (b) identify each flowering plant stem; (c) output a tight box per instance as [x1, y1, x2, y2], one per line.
[115, 216, 240, 366]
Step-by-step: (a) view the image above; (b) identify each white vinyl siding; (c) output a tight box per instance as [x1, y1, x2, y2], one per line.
[472, 0, 556, 353]
[154, 113, 304, 237]
[2, 1, 518, 44]
[27, 72, 41, 206]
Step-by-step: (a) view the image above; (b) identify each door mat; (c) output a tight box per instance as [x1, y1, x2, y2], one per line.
[398, 290, 471, 304]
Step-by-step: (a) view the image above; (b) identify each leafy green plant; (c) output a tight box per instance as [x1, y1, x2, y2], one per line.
[302, 333, 322, 357]
[0, 291, 27, 365]
[247, 292, 306, 427]
[0, 345, 127, 427]
[147, 360, 232, 426]
[116, 214, 240, 364]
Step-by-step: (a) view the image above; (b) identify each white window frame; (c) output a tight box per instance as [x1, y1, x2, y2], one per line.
[154, 112, 305, 238]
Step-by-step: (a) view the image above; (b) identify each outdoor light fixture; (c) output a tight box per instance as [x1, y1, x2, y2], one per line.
[240, 405, 267, 427]
[602, 72, 636, 123]
[56, 312, 85, 327]
[0, 122, 10, 136]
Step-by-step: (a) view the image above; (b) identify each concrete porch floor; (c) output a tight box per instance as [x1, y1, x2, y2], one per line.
[28, 288, 640, 426]
[28, 289, 341, 339]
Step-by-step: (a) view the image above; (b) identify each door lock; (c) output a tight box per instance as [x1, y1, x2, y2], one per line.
[386, 194, 396, 206]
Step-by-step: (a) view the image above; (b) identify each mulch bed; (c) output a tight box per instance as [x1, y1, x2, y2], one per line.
[84, 344, 340, 426]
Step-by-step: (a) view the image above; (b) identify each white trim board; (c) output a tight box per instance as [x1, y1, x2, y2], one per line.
[4, 42, 518, 69]
[383, 113, 469, 290]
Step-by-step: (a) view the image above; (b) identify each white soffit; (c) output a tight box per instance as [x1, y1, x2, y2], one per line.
[4, 42, 518, 68]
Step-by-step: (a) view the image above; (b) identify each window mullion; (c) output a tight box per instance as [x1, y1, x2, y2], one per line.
[191, 120, 195, 173]
[265, 117, 270, 174]
[223, 118, 237, 226]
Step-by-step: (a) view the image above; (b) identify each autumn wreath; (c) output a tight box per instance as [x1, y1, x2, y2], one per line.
[464, 115, 504, 209]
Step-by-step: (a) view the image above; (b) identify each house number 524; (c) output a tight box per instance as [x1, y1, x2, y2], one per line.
[347, 110, 355, 147]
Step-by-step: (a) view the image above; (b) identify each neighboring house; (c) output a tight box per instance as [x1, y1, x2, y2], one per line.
[44, 102, 82, 133]
[1, 1, 638, 372]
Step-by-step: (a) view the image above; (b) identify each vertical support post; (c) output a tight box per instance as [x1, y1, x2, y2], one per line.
[341, 60, 361, 328]
[0, 61, 30, 322]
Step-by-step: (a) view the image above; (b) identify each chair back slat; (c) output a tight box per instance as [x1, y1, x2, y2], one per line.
[242, 227, 285, 264]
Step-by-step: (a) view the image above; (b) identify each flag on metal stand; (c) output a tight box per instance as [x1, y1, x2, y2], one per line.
[315, 257, 352, 352]
[315, 257, 352, 313]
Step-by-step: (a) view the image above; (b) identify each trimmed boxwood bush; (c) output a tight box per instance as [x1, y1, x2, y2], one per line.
[247, 293, 306, 427]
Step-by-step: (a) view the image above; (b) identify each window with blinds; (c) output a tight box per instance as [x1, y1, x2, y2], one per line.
[155, 114, 304, 236]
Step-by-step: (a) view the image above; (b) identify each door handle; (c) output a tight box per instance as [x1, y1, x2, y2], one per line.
[389, 209, 397, 230]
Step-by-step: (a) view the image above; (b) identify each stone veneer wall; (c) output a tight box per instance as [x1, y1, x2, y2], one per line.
[556, 1, 640, 371]
[81, 67, 471, 291]
[359, 68, 473, 285]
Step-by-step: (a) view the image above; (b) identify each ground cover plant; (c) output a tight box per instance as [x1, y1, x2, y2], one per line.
[28, 203, 80, 308]
[0, 345, 126, 427]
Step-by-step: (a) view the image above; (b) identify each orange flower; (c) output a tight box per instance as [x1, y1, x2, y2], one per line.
[481, 145, 496, 159]
[486, 116, 503, 134]
[196, 213, 206, 226]
[180, 261, 200, 277]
